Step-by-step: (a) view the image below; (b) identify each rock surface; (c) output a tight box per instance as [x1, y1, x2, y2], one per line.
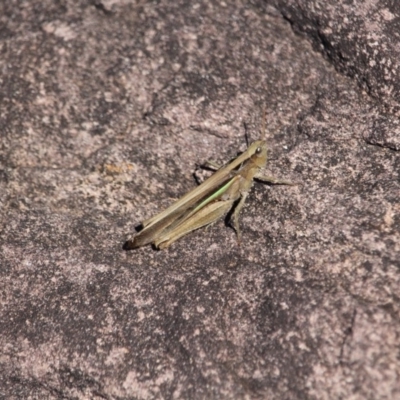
[0, 0, 399, 399]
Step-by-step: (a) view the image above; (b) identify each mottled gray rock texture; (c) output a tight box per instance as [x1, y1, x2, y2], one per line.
[0, 0, 399, 399]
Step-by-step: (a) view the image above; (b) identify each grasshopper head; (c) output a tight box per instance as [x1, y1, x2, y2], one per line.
[248, 139, 267, 168]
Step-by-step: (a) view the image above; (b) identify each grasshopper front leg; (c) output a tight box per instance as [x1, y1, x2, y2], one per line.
[255, 173, 296, 186]
[203, 160, 222, 171]
[230, 174, 295, 245]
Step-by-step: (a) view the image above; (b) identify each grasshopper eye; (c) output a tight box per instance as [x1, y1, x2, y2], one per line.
[256, 147, 262, 154]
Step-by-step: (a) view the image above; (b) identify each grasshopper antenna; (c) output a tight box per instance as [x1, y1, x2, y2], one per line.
[261, 106, 267, 141]
[243, 121, 250, 147]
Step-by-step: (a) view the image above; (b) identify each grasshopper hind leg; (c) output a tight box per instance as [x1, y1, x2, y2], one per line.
[155, 200, 233, 249]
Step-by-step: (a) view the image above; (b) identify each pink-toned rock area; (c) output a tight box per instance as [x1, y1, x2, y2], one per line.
[1, 0, 399, 399]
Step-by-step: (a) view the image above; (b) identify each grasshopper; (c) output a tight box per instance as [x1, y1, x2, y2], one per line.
[125, 125, 294, 250]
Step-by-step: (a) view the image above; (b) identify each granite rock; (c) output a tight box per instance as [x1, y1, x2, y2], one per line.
[0, 0, 399, 399]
